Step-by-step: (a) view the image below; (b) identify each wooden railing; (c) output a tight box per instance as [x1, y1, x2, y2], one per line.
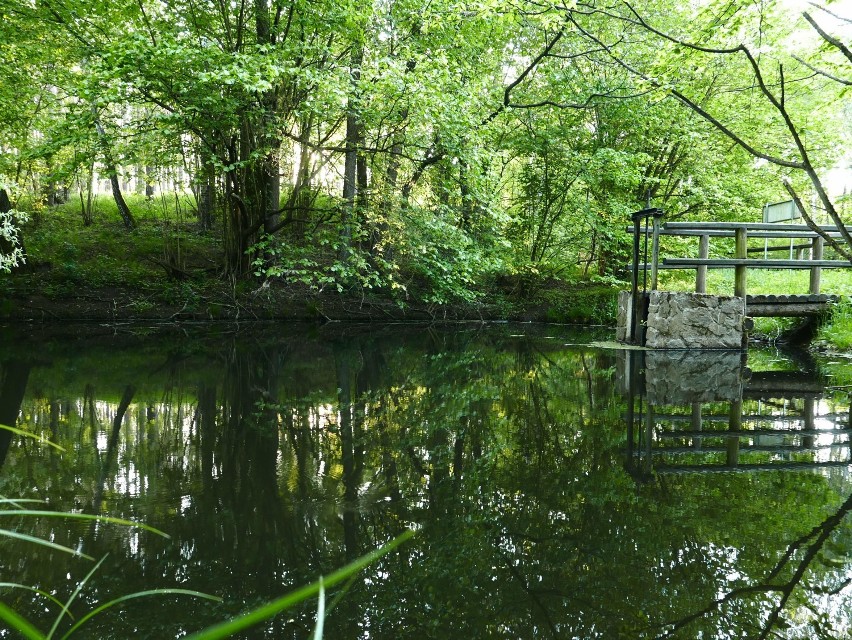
[628, 216, 852, 317]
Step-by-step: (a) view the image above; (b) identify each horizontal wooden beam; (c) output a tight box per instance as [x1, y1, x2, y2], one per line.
[624, 223, 842, 240]
[654, 427, 849, 437]
[747, 304, 832, 317]
[662, 258, 850, 268]
[664, 222, 852, 232]
[747, 294, 838, 303]
[633, 443, 845, 455]
[651, 413, 846, 425]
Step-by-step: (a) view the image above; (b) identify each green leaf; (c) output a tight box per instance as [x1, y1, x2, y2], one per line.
[311, 578, 325, 640]
[48, 556, 108, 639]
[0, 601, 45, 640]
[0, 584, 70, 617]
[59, 589, 222, 640]
[184, 530, 414, 640]
[0, 511, 170, 538]
[0, 529, 93, 560]
[0, 424, 65, 452]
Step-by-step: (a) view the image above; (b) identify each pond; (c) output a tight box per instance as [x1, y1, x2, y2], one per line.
[1, 322, 852, 639]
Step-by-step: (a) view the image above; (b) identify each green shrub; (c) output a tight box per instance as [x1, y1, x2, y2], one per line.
[818, 298, 852, 349]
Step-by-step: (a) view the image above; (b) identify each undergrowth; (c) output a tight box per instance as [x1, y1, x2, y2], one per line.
[819, 298, 852, 350]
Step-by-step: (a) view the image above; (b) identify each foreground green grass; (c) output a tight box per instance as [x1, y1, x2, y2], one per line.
[818, 299, 852, 350]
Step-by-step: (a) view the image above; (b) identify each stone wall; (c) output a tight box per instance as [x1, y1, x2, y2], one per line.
[645, 291, 744, 349]
[616, 290, 745, 349]
[615, 290, 633, 343]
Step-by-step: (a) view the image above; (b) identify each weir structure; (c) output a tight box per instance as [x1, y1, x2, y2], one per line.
[620, 208, 850, 349]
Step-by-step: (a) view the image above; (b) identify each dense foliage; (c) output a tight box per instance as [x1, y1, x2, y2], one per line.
[0, 0, 849, 303]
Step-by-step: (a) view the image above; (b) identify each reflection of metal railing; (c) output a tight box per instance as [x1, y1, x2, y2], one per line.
[619, 349, 852, 480]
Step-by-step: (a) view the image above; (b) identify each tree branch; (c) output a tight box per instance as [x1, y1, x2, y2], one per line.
[482, 24, 569, 126]
[803, 11, 852, 64]
[791, 55, 852, 85]
[783, 178, 852, 261]
[565, 12, 805, 169]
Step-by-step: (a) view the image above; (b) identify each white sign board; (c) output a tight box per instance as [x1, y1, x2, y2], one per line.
[762, 200, 801, 223]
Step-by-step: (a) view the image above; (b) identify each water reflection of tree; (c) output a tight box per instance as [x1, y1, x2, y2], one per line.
[0, 359, 30, 467]
[3, 329, 852, 638]
[659, 490, 852, 640]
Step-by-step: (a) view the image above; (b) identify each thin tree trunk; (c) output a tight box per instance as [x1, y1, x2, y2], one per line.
[0, 189, 28, 271]
[92, 111, 136, 230]
[198, 161, 215, 231]
[340, 44, 363, 262]
[145, 165, 155, 199]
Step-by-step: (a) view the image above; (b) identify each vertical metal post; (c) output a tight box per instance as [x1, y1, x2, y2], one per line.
[644, 402, 655, 477]
[625, 351, 636, 475]
[650, 213, 661, 291]
[629, 207, 663, 345]
[630, 213, 641, 343]
[810, 236, 824, 295]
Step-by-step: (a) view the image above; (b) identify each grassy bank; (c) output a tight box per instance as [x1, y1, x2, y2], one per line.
[1, 196, 620, 324]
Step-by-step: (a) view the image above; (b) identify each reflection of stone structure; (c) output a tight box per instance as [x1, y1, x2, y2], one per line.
[617, 349, 746, 404]
[644, 291, 744, 349]
[644, 350, 744, 404]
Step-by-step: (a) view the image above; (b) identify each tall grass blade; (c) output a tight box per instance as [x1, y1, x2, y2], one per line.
[0, 499, 46, 506]
[47, 555, 107, 639]
[0, 601, 45, 640]
[0, 529, 93, 560]
[0, 424, 65, 452]
[59, 589, 222, 640]
[311, 578, 325, 640]
[184, 529, 414, 640]
[0, 510, 170, 538]
[0, 583, 71, 616]
[325, 573, 358, 616]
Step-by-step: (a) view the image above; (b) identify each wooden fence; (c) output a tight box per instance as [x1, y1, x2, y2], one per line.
[629, 213, 852, 317]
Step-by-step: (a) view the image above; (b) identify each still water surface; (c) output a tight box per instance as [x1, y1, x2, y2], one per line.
[1, 323, 852, 639]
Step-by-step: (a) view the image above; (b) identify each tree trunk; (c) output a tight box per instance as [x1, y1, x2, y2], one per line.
[145, 166, 155, 199]
[198, 161, 215, 231]
[340, 44, 363, 263]
[262, 150, 280, 234]
[291, 115, 314, 240]
[92, 112, 136, 230]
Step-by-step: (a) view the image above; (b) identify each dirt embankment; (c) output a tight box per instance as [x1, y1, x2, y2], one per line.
[1, 271, 619, 325]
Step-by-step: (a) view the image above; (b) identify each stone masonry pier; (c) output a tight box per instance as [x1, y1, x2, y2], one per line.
[617, 290, 746, 350]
